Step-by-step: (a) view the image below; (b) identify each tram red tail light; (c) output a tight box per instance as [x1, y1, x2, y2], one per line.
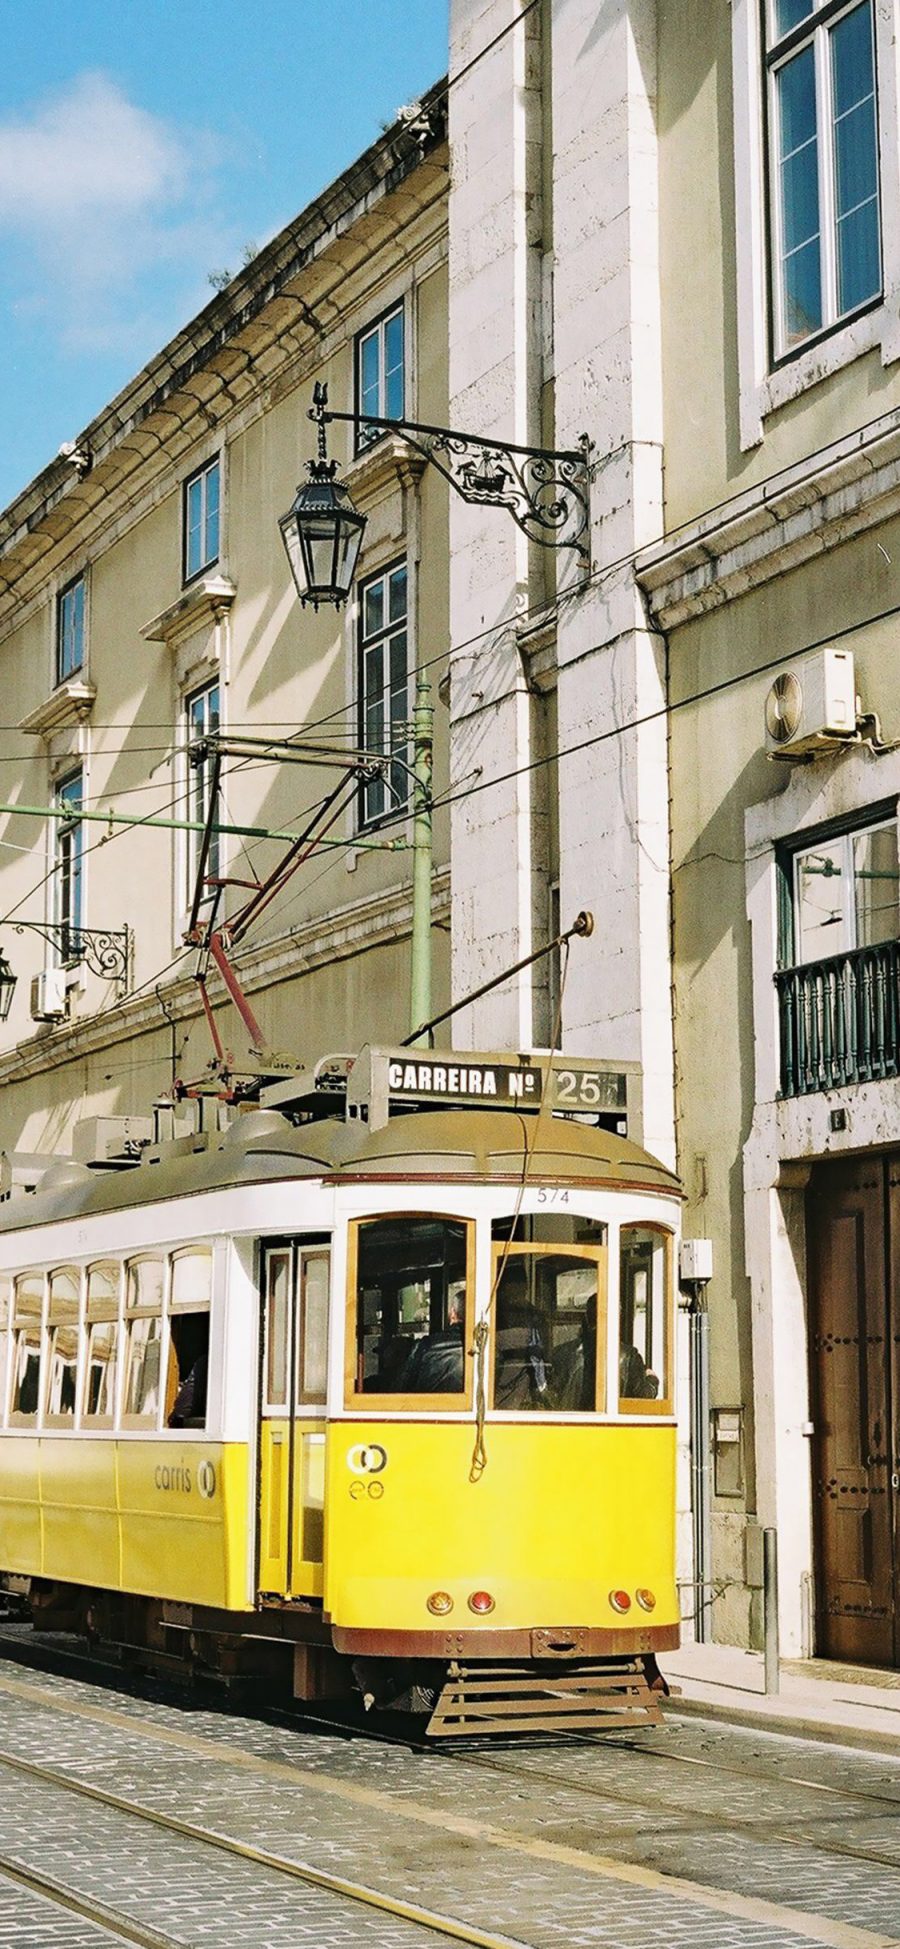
[427, 1591, 454, 1616]
[468, 1590, 495, 1614]
[636, 1588, 656, 1612]
[609, 1589, 631, 1613]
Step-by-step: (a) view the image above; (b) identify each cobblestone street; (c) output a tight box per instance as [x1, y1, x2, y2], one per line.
[0, 1657, 898, 1949]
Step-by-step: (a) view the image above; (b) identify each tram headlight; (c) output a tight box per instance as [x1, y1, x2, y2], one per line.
[427, 1591, 454, 1616]
[609, 1589, 632, 1614]
[467, 1590, 495, 1615]
[636, 1588, 656, 1612]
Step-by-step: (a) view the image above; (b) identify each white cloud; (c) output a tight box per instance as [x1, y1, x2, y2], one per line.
[0, 73, 239, 356]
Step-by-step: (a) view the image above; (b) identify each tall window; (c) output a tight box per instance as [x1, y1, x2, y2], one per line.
[355, 303, 404, 452]
[56, 574, 85, 684]
[183, 456, 220, 582]
[358, 561, 409, 828]
[55, 768, 83, 961]
[185, 680, 220, 904]
[768, 0, 881, 356]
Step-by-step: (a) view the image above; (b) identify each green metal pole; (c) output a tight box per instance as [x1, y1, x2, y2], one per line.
[408, 675, 434, 1046]
[0, 800, 401, 849]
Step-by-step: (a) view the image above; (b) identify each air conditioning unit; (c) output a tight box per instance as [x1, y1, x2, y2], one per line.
[30, 968, 68, 1022]
[765, 647, 858, 759]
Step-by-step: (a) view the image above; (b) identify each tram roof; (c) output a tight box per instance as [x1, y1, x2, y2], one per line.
[0, 1105, 680, 1234]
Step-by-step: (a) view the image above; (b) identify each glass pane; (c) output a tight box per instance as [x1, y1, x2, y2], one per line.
[493, 1250, 601, 1412]
[48, 1265, 79, 1321]
[298, 1254, 329, 1403]
[204, 461, 220, 564]
[14, 1274, 43, 1324]
[854, 824, 898, 948]
[795, 838, 848, 960]
[353, 1217, 468, 1395]
[832, 6, 880, 314]
[171, 1251, 212, 1311]
[363, 580, 384, 639]
[360, 329, 380, 419]
[388, 564, 408, 624]
[87, 1261, 119, 1320]
[83, 1319, 117, 1419]
[11, 1327, 40, 1417]
[619, 1229, 669, 1407]
[774, 0, 813, 38]
[384, 309, 404, 419]
[776, 47, 821, 345]
[46, 1325, 77, 1419]
[126, 1258, 164, 1310]
[124, 1316, 161, 1421]
[0, 1319, 7, 1423]
[186, 475, 203, 575]
[265, 1251, 290, 1408]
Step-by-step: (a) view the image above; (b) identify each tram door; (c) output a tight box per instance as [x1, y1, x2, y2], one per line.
[807, 1155, 900, 1666]
[257, 1241, 330, 1600]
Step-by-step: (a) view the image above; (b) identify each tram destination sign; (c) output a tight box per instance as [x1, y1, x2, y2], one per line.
[347, 1046, 635, 1130]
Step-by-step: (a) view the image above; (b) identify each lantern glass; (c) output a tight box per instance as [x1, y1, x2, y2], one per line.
[279, 469, 366, 609]
[0, 951, 17, 1022]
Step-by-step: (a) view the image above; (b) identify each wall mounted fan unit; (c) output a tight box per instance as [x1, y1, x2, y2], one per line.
[764, 647, 857, 760]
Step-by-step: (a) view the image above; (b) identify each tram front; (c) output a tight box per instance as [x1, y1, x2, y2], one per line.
[322, 1059, 682, 1736]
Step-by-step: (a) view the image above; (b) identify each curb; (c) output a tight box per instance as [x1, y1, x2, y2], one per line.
[663, 1691, 900, 1759]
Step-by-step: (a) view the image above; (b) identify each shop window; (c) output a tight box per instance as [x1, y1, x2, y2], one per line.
[82, 1261, 120, 1425]
[10, 1273, 43, 1423]
[45, 1266, 79, 1424]
[122, 1256, 164, 1426]
[166, 1248, 211, 1429]
[619, 1227, 672, 1413]
[349, 1215, 470, 1401]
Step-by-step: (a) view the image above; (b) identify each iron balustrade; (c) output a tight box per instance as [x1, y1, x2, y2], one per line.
[776, 939, 900, 1096]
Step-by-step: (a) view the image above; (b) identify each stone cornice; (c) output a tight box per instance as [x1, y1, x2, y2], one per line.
[19, 679, 97, 738]
[0, 869, 450, 1087]
[637, 409, 900, 630]
[141, 576, 236, 646]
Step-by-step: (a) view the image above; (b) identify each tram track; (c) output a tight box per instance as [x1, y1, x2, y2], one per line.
[0, 1850, 181, 1949]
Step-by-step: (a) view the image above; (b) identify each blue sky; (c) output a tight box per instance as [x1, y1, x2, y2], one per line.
[0, 1, 449, 509]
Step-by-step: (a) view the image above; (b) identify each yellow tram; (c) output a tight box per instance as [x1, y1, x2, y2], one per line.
[0, 1048, 681, 1735]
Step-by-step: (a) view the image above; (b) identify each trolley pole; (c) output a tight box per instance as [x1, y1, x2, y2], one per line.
[408, 675, 434, 1047]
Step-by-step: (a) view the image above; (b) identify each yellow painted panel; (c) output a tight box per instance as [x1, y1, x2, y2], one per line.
[258, 1421, 289, 1595]
[116, 1442, 250, 1610]
[0, 1437, 42, 1575]
[324, 1421, 678, 1633]
[40, 1440, 119, 1589]
[289, 1426, 325, 1600]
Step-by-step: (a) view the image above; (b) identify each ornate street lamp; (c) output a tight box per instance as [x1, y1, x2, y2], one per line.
[278, 383, 367, 609]
[0, 950, 17, 1021]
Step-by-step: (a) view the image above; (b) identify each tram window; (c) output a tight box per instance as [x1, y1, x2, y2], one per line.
[123, 1256, 164, 1427]
[264, 1248, 291, 1411]
[350, 1217, 470, 1398]
[10, 1273, 43, 1423]
[166, 1250, 211, 1429]
[491, 1244, 606, 1413]
[619, 1227, 671, 1410]
[45, 1266, 80, 1425]
[82, 1261, 120, 1425]
[298, 1252, 329, 1405]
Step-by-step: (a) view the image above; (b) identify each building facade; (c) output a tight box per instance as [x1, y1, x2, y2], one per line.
[0, 97, 451, 1158]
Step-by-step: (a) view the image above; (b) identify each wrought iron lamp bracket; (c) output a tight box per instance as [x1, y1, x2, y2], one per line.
[11, 920, 131, 991]
[313, 397, 593, 562]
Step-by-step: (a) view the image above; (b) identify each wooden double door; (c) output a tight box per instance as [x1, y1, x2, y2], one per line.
[807, 1153, 900, 1665]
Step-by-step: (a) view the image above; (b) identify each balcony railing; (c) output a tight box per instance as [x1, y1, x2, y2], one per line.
[776, 939, 900, 1096]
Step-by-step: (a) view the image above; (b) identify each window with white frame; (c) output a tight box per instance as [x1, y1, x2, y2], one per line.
[355, 303, 405, 452]
[768, 0, 881, 358]
[358, 560, 410, 828]
[183, 456, 220, 582]
[780, 814, 899, 965]
[184, 679, 220, 906]
[55, 768, 83, 961]
[56, 574, 85, 685]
